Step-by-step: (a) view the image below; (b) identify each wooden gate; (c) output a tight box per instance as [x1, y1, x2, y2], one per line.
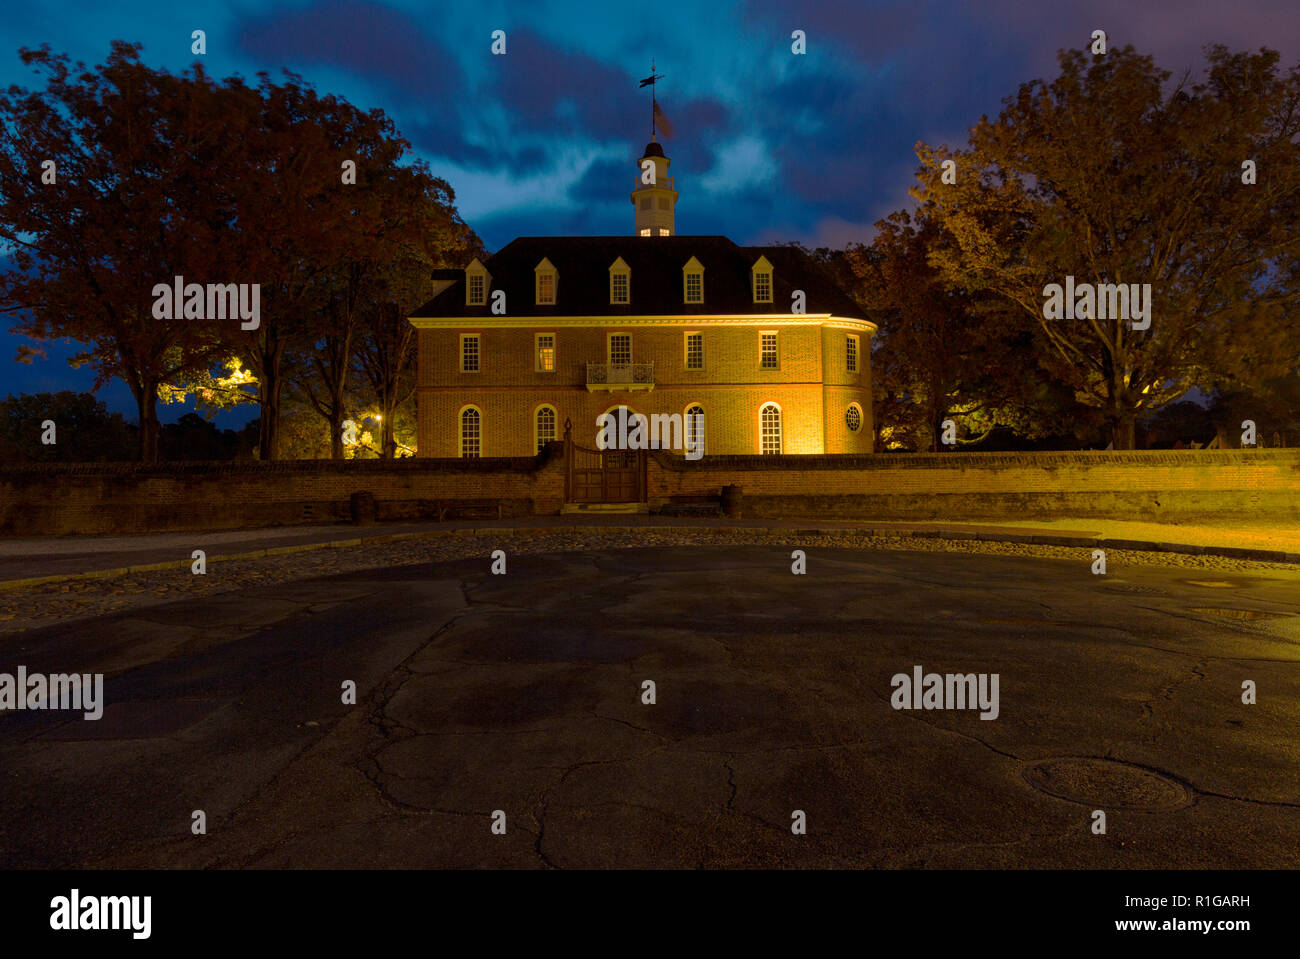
[564, 421, 647, 503]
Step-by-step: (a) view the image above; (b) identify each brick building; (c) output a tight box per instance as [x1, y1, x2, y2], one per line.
[409, 139, 877, 460]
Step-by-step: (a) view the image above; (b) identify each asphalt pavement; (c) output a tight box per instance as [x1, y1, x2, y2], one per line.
[1, 544, 1297, 868]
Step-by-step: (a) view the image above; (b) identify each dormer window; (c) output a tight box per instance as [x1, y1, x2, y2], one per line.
[534, 257, 557, 305]
[683, 256, 704, 304]
[752, 255, 773, 304]
[465, 258, 489, 306]
[609, 257, 631, 305]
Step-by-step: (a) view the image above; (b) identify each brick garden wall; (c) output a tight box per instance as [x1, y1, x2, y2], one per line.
[650, 449, 1300, 522]
[0, 453, 565, 536]
[1, 447, 1294, 536]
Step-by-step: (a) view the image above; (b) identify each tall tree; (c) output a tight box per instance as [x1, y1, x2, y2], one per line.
[0, 43, 244, 460]
[917, 45, 1300, 448]
[351, 164, 481, 458]
[291, 262, 363, 459]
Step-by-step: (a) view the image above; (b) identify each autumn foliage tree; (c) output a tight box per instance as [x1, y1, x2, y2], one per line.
[1, 43, 481, 461]
[0, 42, 243, 461]
[849, 210, 1085, 450]
[915, 45, 1300, 448]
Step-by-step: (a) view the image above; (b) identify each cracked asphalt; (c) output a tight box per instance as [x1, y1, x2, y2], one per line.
[2, 543, 1299, 869]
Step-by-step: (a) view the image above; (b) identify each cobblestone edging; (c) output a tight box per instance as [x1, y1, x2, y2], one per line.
[1, 525, 1295, 634]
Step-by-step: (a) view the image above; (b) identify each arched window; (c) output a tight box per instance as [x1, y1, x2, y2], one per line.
[460, 407, 481, 458]
[760, 403, 782, 454]
[685, 404, 706, 457]
[535, 405, 557, 454]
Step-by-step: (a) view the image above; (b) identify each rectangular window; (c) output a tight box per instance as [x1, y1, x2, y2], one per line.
[536, 333, 555, 372]
[685, 332, 703, 370]
[754, 271, 772, 303]
[640, 228, 651, 236]
[536, 273, 556, 305]
[611, 272, 629, 304]
[640, 197, 652, 210]
[461, 333, 480, 373]
[685, 272, 703, 303]
[760, 331, 779, 370]
[467, 274, 485, 305]
[846, 335, 858, 373]
[609, 333, 631, 366]
[658, 228, 670, 236]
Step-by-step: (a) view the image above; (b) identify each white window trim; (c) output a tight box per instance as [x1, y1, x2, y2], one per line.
[683, 257, 705, 304]
[459, 404, 483, 458]
[534, 257, 558, 306]
[759, 330, 780, 371]
[846, 334, 859, 373]
[684, 403, 706, 457]
[534, 404, 558, 454]
[846, 403, 864, 433]
[609, 259, 631, 305]
[460, 332, 481, 373]
[464, 259, 490, 306]
[535, 332, 556, 373]
[607, 331, 632, 365]
[759, 402, 783, 455]
[751, 255, 774, 304]
[684, 331, 704, 370]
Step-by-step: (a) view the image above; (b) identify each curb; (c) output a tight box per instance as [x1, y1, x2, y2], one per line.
[1, 523, 1297, 591]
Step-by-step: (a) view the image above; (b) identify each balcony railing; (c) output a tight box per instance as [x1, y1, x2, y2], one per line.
[586, 362, 655, 392]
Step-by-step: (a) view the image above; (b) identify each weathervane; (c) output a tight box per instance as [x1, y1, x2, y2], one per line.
[638, 60, 669, 139]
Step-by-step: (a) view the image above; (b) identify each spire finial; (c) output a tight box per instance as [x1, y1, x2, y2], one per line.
[638, 60, 665, 139]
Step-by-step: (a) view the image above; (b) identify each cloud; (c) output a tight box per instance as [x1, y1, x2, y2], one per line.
[234, 0, 467, 108]
[486, 27, 638, 137]
[698, 136, 779, 193]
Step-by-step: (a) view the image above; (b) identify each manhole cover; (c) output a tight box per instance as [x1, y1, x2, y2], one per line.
[1188, 607, 1289, 621]
[1021, 757, 1192, 810]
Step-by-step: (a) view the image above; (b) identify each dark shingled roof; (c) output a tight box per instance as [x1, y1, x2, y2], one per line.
[411, 236, 869, 320]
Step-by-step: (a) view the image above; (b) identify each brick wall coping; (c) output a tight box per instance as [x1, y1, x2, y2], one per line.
[0, 455, 551, 476]
[651, 449, 1300, 471]
[0, 448, 1295, 477]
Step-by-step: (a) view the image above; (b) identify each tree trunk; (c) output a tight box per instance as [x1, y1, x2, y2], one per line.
[134, 380, 161, 463]
[1110, 411, 1137, 450]
[330, 408, 345, 460]
[257, 341, 286, 461]
[380, 394, 397, 458]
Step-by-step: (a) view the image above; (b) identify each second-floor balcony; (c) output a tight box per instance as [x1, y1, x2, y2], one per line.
[586, 362, 655, 392]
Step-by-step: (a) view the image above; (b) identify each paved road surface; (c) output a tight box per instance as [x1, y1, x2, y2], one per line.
[1, 545, 1298, 868]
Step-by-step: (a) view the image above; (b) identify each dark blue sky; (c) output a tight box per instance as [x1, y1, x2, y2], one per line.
[4, 0, 1298, 424]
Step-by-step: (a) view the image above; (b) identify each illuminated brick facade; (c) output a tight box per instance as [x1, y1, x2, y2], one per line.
[409, 145, 877, 459]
